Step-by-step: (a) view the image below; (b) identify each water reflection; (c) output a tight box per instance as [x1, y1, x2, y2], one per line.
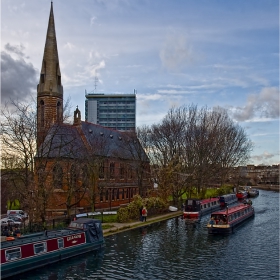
[11, 190, 279, 280]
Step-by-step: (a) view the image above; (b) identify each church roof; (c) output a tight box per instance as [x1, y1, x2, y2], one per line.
[36, 122, 149, 162]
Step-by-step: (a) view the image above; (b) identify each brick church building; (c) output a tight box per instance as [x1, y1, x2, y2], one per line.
[35, 3, 151, 217]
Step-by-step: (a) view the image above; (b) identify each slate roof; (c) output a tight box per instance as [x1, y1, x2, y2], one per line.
[37, 121, 149, 162]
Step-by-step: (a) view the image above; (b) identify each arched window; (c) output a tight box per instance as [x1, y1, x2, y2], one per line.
[70, 165, 77, 190]
[57, 101, 62, 123]
[111, 189, 115, 201]
[127, 166, 132, 179]
[99, 161, 104, 179]
[81, 165, 89, 189]
[110, 162, 115, 179]
[53, 164, 63, 189]
[120, 164, 124, 179]
[40, 100, 45, 127]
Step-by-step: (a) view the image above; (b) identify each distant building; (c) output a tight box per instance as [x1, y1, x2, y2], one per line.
[85, 92, 136, 131]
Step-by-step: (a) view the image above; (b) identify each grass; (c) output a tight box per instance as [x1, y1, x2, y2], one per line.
[87, 214, 118, 223]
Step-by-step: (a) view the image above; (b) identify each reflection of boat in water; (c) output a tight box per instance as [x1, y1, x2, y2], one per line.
[207, 203, 254, 235]
[183, 197, 220, 219]
[1, 218, 105, 279]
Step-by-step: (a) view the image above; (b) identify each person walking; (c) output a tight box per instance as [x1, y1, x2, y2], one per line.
[139, 206, 143, 221]
[142, 206, 148, 222]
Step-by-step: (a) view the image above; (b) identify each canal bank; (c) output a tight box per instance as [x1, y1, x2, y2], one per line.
[256, 184, 279, 192]
[103, 211, 182, 237]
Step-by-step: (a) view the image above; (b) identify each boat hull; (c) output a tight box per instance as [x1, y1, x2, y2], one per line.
[1, 218, 105, 279]
[1, 241, 104, 279]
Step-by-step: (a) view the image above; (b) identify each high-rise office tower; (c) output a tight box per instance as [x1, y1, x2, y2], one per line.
[85, 91, 136, 131]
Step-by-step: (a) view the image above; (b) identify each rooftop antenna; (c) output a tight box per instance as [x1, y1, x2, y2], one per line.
[94, 75, 99, 92]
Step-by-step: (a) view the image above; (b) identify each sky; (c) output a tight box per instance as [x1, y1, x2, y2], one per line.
[1, 0, 279, 166]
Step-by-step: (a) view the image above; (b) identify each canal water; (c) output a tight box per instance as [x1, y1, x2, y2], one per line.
[11, 190, 279, 280]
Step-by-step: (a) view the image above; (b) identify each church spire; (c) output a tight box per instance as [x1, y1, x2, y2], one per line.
[37, 2, 63, 149]
[38, 1, 62, 95]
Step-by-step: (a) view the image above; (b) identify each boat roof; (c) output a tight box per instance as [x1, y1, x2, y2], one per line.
[211, 203, 252, 215]
[186, 197, 219, 203]
[220, 193, 236, 198]
[1, 228, 81, 249]
[73, 218, 101, 224]
[1, 218, 101, 249]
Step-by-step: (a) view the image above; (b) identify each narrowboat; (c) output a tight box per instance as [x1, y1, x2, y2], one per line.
[219, 193, 238, 208]
[207, 203, 254, 235]
[1, 218, 105, 279]
[236, 190, 248, 200]
[183, 197, 220, 219]
[248, 188, 259, 198]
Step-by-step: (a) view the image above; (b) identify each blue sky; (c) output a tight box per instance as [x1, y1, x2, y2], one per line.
[1, 0, 279, 166]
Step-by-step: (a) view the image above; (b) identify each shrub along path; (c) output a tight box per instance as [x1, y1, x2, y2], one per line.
[103, 211, 182, 237]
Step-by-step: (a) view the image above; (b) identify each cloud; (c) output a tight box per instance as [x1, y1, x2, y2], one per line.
[232, 87, 279, 121]
[90, 16, 96, 26]
[250, 151, 279, 165]
[1, 44, 37, 106]
[4, 43, 26, 57]
[159, 31, 194, 71]
[63, 42, 76, 50]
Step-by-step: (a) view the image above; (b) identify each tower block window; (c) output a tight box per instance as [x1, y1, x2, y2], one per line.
[40, 100, 45, 127]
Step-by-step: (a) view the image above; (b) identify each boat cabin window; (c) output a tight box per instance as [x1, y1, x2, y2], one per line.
[34, 242, 47, 254]
[208, 203, 210, 207]
[187, 200, 193, 206]
[5, 248, 21, 261]
[58, 238, 64, 249]
[69, 221, 84, 229]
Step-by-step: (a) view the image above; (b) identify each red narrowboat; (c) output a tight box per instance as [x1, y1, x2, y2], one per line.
[183, 197, 220, 219]
[236, 190, 248, 200]
[207, 203, 254, 235]
[1, 218, 105, 279]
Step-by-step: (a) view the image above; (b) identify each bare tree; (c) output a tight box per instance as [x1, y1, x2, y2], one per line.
[1, 100, 37, 215]
[1, 97, 73, 221]
[143, 104, 253, 200]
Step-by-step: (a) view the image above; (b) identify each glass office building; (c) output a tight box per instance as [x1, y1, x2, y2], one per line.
[85, 92, 136, 131]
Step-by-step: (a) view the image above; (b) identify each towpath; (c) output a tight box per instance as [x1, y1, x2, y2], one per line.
[103, 211, 182, 237]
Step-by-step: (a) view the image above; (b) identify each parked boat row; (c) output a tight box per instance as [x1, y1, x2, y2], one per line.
[0, 218, 105, 279]
[183, 197, 220, 219]
[183, 192, 239, 219]
[182, 190, 257, 235]
[207, 203, 255, 235]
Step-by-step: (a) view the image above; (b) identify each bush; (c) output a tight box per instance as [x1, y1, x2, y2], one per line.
[117, 195, 168, 223]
